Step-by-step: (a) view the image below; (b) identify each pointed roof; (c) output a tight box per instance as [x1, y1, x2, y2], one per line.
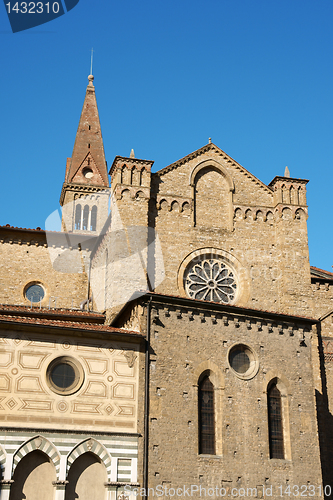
[66, 75, 109, 187]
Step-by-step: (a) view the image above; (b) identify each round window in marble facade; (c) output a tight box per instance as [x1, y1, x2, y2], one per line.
[46, 357, 84, 395]
[184, 256, 237, 304]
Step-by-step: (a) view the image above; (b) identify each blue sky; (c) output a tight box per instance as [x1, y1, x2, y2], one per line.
[1, 0, 332, 272]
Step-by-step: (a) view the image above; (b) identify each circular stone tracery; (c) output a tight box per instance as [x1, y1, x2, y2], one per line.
[184, 257, 237, 304]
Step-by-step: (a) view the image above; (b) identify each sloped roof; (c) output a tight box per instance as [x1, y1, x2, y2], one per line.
[310, 266, 333, 281]
[0, 305, 143, 339]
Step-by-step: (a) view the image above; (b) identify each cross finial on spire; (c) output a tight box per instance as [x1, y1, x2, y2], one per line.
[90, 48, 94, 76]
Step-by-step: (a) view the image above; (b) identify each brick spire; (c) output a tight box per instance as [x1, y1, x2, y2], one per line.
[65, 74, 109, 187]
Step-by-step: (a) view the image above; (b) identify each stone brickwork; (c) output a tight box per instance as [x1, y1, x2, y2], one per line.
[105, 143, 313, 319]
[115, 296, 324, 499]
[0, 227, 88, 309]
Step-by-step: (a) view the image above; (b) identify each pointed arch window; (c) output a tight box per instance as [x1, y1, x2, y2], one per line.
[139, 168, 143, 186]
[82, 205, 89, 230]
[268, 383, 284, 459]
[198, 376, 215, 455]
[90, 206, 97, 231]
[75, 204, 82, 230]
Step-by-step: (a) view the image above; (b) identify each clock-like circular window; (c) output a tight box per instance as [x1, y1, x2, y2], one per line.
[46, 357, 84, 395]
[184, 256, 237, 304]
[228, 344, 259, 380]
[25, 283, 45, 303]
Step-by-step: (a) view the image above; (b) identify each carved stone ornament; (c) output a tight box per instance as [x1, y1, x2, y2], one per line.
[35, 437, 43, 449]
[124, 351, 137, 368]
[118, 494, 129, 500]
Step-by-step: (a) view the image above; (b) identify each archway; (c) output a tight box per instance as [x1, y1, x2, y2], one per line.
[65, 452, 107, 500]
[9, 450, 55, 500]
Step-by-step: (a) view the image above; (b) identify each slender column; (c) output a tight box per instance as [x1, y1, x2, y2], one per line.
[52, 454, 68, 500]
[88, 208, 92, 231]
[110, 457, 117, 482]
[131, 458, 137, 483]
[80, 206, 84, 230]
[53, 480, 69, 500]
[1, 452, 14, 498]
[0, 480, 14, 500]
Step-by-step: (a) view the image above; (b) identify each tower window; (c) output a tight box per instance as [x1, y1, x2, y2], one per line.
[268, 383, 284, 459]
[75, 204, 82, 230]
[91, 206, 97, 231]
[198, 376, 215, 455]
[82, 205, 89, 230]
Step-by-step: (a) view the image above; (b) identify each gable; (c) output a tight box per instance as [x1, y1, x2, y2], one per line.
[154, 142, 274, 207]
[70, 152, 106, 186]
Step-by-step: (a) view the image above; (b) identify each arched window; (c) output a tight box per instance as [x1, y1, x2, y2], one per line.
[198, 376, 215, 454]
[82, 205, 89, 231]
[75, 204, 81, 230]
[139, 168, 144, 186]
[268, 383, 284, 459]
[90, 206, 97, 231]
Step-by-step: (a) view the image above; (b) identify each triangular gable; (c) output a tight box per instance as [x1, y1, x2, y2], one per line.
[70, 152, 105, 186]
[156, 142, 273, 195]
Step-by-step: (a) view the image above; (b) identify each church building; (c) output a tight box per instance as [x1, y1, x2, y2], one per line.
[0, 75, 332, 500]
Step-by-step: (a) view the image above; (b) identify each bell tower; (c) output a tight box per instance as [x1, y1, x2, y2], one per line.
[60, 74, 110, 234]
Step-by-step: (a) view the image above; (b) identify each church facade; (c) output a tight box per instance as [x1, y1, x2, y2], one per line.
[0, 75, 332, 500]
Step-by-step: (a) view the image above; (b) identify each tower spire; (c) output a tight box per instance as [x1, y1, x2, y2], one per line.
[65, 74, 109, 188]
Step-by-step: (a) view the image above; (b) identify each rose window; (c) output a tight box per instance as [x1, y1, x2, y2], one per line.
[184, 257, 237, 304]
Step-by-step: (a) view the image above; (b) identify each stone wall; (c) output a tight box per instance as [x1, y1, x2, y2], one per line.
[144, 300, 323, 498]
[0, 228, 88, 309]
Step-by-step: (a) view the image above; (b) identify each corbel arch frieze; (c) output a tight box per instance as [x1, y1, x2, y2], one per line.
[156, 195, 192, 212]
[275, 205, 308, 221]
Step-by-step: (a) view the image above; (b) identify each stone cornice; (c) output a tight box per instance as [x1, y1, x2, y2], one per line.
[269, 176, 309, 188]
[109, 156, 154, 177]
[60, 182, 110, 206]
[113, 291, 318, 327]
[0, 425, 141, 437]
